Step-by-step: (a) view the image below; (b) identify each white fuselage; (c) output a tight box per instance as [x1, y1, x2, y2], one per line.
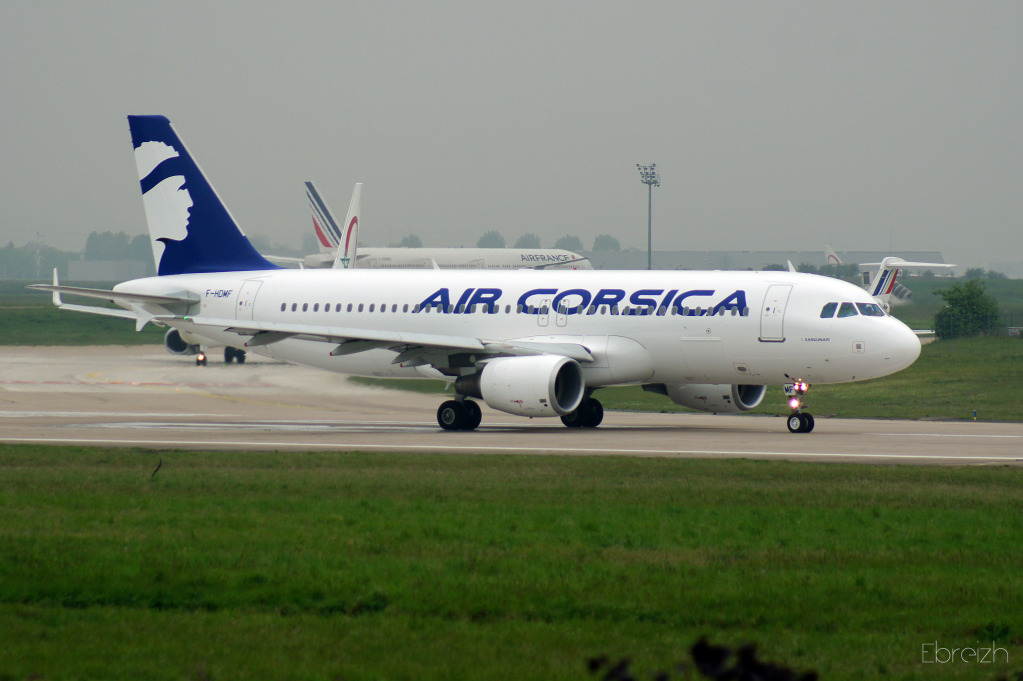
[299, 247, 592, 270]
[116, 268, 921, 387]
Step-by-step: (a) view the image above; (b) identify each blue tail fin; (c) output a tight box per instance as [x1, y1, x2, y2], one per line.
[128, 115, 278, 276]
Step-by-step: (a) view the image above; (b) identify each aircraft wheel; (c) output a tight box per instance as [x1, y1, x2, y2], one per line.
[787, 413, 814, 433]
[560, 408, 585, 428]
[463, 400, 482, 430]
[235, 349, 246, 364]
[196, 352, 208, 367]
[580, 398, 603, 428]
[224, 347, 236, 363]
[561, 398, 604, 428]
[437, 400, 467, 431]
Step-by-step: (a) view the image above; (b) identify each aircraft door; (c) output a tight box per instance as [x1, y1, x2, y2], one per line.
[537, 297, 551, 327]
[236, 280, 263, 321]
[759, 284, 792, 342]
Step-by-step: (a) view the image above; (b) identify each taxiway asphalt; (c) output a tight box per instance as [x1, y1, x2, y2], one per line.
[1, 346, 1020, 465]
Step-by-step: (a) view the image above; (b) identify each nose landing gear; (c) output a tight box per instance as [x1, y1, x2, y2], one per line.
[784, 380, 815, 433]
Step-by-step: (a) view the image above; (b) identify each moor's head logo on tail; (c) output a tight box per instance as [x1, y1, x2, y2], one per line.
[128, 115, 277, 276]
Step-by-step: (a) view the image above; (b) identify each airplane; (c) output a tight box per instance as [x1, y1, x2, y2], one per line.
[266, 181, 593, 271]
[30, 115, 923, 434]
[824, 245, 953, 310]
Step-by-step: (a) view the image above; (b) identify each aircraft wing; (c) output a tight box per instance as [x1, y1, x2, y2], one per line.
[154, 315, 594, 363]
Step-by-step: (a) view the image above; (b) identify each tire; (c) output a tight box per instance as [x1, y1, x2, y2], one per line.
[224, 347, 236, 363]
[800, 413, 815, 433]
[561, 409, 585, 428]
[235, 349, 246, 364]
[463, 400, 482, 430]
[437, 400, 466, 431]
[581, 398, 603, 428]
[787, 413, 803, 433]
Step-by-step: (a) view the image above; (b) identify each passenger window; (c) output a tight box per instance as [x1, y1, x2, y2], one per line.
[280, 303, 285, 312]
[358, 304, 364, 312]
[403, 304, 409, 313]
[302, 303, 308, 312]
[291, 303, 297, 312]
[856, 302, 885, 317]
[837, 302, 858, 317]
[313, 303, 319, 312]
[820, 302, 838, 318]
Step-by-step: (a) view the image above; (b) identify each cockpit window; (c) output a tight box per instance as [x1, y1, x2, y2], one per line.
[820, 302, 837, 318]
[837, 302, 859, 318]
[856, 302, 885, 317]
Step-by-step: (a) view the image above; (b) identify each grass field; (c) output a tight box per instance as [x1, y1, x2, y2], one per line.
[0, 445, 1020, 680]
[0, 281, 165, 345]
[889, 276, 1023, 330]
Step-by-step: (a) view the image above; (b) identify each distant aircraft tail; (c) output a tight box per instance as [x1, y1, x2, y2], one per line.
[305, 181, 360, 269]
[128, 115, 278, 276]
[864, 257, 954, 309]
[306, 181, 343, 252]
[334, 183, 361, 270]
[824, 245, 842, 266]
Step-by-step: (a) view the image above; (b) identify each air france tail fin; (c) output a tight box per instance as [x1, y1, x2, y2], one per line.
[864, 257, 955, 309]
[306, 181, 342, 253]
[128, 116, 278, 276]
[305, 181, 360, 269]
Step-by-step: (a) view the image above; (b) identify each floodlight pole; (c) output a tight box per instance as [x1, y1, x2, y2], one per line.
[636, 164, 660, 270]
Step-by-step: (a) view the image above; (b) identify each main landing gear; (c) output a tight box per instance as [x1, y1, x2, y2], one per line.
[436, 396, 605, 431]
[784, 380, 815, 433]
[224, 346, 246, 364]
[560, 397, 604, 428]
[437, 399, 483, 431]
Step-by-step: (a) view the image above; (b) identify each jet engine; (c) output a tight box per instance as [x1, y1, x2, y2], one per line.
[643, 383, 767, 413]
[164, 328, 202, 356]
[455, 355, 585, 417]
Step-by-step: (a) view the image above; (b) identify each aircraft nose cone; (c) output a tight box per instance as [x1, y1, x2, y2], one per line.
[884, 321, 921, 373]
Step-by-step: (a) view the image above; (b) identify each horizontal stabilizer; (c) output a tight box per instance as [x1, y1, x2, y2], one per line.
[27, 284, 199, 306]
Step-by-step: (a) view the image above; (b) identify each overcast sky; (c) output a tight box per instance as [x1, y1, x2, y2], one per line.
[2, 1, 1021, 268]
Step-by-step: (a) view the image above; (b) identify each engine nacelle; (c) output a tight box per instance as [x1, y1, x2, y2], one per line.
[455, 355, 585, 417]
[164, 328, 202, 356]
[643, 383, 767, 414]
